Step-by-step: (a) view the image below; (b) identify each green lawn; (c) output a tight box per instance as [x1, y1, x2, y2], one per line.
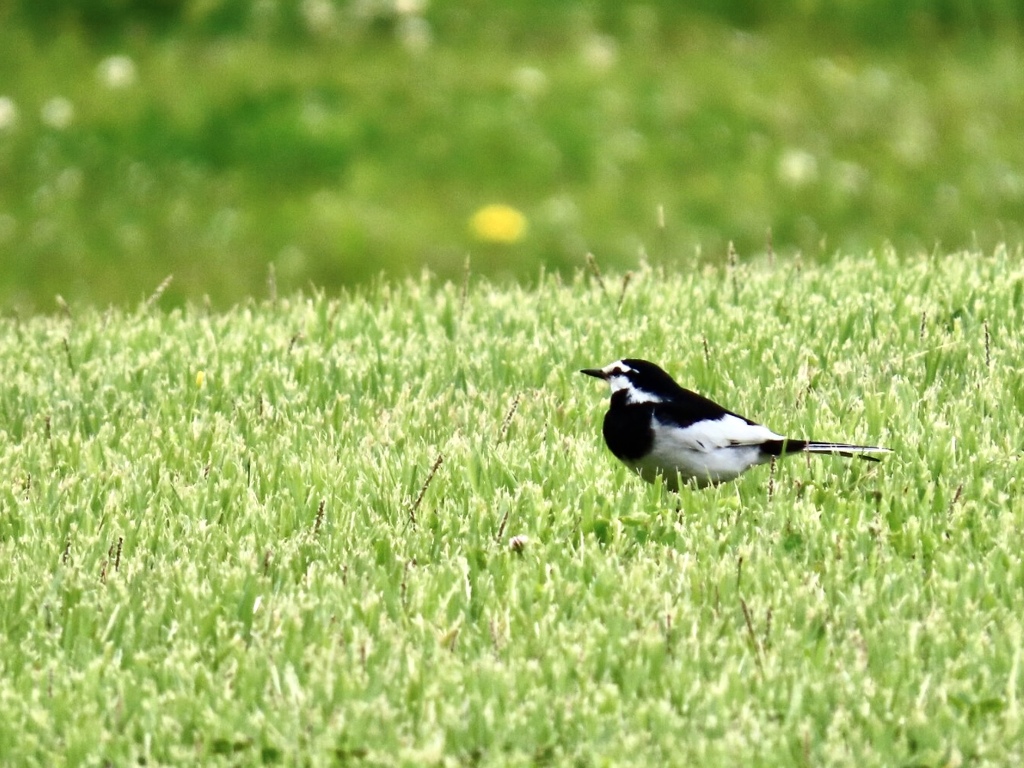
[1, 248, 1022, 765]
[2, 3, 1024, 309]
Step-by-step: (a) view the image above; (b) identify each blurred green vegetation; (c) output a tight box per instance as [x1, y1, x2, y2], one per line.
[1, 1, 1023, 309]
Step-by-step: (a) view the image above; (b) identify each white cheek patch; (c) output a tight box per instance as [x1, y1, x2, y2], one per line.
[606, 373, 663, 404]
[625, 388, 663, 404]
[606, 373, 629, 392]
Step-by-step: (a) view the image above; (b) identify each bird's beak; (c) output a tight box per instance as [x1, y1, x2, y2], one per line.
[580, 368, 607, 380]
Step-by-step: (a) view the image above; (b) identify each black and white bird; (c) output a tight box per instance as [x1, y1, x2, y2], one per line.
[581, 358, 889, 490]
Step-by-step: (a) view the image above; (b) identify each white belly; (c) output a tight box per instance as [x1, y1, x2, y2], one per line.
[625, 445, 768, 489]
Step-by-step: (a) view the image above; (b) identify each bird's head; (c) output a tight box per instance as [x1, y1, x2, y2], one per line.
[580, 358, 679, 404]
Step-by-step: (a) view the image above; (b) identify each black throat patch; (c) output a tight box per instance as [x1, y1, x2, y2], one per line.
[602, 401, 654, 461]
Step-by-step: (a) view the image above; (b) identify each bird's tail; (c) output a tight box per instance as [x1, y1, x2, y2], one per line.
[762, 439, 890, 462]
[798, 441, 891, 462]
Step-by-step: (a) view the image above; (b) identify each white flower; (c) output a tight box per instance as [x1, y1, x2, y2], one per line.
[0, 97, 17, 131]
[97, 55, 137, 89]
[395, 0, 426, 14]
[777, 148, 819, 188]
[41, 97, 74, 130]
[582, 35, 618, 72]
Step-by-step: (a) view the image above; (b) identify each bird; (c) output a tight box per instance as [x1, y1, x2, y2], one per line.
[581, 358, 890, 490]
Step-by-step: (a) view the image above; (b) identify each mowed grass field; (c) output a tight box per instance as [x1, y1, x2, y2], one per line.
[1, 247, 1022, 765]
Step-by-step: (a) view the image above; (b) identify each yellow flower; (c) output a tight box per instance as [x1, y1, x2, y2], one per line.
[469, 204, 527, 244]
[196, 370, 206, 388]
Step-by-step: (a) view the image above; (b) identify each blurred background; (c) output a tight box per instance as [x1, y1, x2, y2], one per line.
[1, 0, 1022, 310]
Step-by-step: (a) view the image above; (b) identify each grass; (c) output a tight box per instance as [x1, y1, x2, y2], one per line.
[2, 5, 1024, 309]
[1, 247, 1023, 765]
